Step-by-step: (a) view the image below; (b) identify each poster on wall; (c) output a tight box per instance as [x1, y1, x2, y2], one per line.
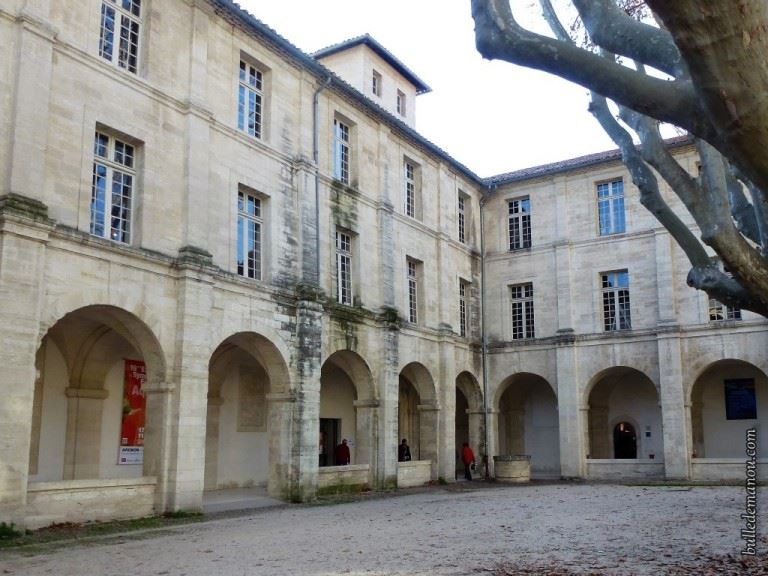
[119, 359, 146, 465]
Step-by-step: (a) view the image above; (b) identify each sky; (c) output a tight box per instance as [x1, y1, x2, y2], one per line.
[237, 0, 619, 178]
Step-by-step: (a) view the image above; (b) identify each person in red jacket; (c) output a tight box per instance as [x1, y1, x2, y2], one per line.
[461, 442, 475, 481]
[335, 438, 351, 465]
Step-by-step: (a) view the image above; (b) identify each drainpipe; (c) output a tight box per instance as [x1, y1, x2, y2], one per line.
[312, 76, 332, 285]
[479, 190, 490, 479]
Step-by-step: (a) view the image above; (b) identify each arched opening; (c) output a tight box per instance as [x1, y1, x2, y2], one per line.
[455, 372, 483, 479]
[587, 367, 662, 460]
[691, 359, 768, 459]
[613, 422, 637, 459]
[496, 372, 560, 478]
[29, 306, 165, 484]
[320, 350, 376, 468]
[398, 363, 438, 469]
[205, 332, 289, 493]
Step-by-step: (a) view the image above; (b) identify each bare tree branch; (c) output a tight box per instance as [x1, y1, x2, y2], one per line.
[471, 0, 711, 138]
[539, 0, 570, 42]
[572, 0, 682, 75]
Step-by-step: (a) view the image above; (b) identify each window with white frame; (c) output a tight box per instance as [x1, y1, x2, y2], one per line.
[510, 283, 534, 339]
[597, 179, 626, 235]
[99, 0, 142, 73]
[336, 230, 353, 305]
[407, 258, 420, 324]
[238, 60, 263, 139]
[458, 192, 468, 244]
[237, 190, 262, 280]
[508, 197, 531, 250]
[404, 159, 421, 219]
[91, 131, 135, 244]
[397, 90, 406, 116]
[601, 270, 631, 331]
[708, 262, 742, 321]
[372, 70, 382, 97]
[333, 118, 350, 184]
[459, 280, 470, 337]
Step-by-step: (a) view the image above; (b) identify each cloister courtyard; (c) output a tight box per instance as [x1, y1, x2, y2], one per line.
[1, 482, 765, 575]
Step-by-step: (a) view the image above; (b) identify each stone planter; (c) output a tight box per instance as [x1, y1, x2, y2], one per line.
[493, 455, 531, 483]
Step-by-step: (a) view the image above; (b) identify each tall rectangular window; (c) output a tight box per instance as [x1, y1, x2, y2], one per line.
[336, 230, 353, 305]
[597, 179, 626, 235]
[508, 197, 531, 250]
[372, 70, 382, 96]
[459, 280, 469, 337]
[405, 161, 416, 218]
[397, 90, 406, 116]
[238, 60, 263, 138]
[510, 283, 534, 339]
[91, 131, 134, 244]
[407, 259, 419, 324]
[602, 271, 631, 331]
[99, 0, 142, 73]
[333, 119, 350, 184]
[237, 191, 262, 280]
[458, 193, 467, 244]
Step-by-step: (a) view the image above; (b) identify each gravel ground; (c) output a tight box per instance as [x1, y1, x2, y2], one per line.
[1, 483, 765, 575]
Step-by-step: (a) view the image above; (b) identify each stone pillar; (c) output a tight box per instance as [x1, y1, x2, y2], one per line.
[164, 271, 214, 512]
[418, 403, 440, 479]
[0, 199, 53, 526]
[377, 322, 400, 489]
[266, 392, 297, 499]
[354, 400, 379, 485]
[143, 379, 174, 512]
[657, 331, 690, 479]
[556, 343, 584, 477]
[485, 408, 499, 476]
[437, 338, 455, 482]
[63, 388, 108, 480]
[294, 296, 323, 501]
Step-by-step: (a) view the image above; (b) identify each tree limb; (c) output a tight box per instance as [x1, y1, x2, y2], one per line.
[471, 0, 712, 139]
[572, 0, 682, 76]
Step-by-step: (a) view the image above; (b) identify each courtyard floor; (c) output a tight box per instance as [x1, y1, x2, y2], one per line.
[1, 482, 765, 575]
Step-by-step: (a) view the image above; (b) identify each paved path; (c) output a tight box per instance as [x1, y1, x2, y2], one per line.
[1, 483, 763, 575]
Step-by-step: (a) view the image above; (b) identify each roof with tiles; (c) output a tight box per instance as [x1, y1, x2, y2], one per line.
[485, 135, 694, 187]
[208, 1, 480, 185]
[313, 34, 432, 95]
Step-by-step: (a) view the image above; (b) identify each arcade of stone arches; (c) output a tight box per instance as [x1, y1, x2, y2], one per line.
[30, 305, 768, 497]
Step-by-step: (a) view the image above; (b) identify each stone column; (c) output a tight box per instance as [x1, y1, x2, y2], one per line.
[266, 392, 297, 499]
[354, 400, 379, 485]
[437, 337, 455, 482]
[0, 199, 53, 527]
[657, 331, 690, 479]
[377, 322, 400, 489]
[556, 342, 584, 478]
[293, 296, 323, 501]
[63, 388, 108, 480]
[418, 402, 440, 479]
[143, 379, 174, 512]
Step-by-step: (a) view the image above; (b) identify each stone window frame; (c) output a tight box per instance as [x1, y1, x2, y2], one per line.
[333, 116, 352, 185]
[236, 187, 264, 280]
[336, 229, 354, 305]
[507, 196, 531, 251]
[510, 282, 535, 340]
[372, 69, 382, 97]
[397, 89, 406, 116]
[458, 190, 471, 245]
[98, 0, 143, 74]
[238, 58, 265, 139]
[90, 129, 138, 245]
[403, 157, 422, 220]
[459, 278, 470, 337]
[601, 270, 632, 331]
[597, 178, 626, 236]
[406, 257, 423, 324]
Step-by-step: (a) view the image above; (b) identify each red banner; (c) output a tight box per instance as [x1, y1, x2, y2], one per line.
[119, 359, 146, 465]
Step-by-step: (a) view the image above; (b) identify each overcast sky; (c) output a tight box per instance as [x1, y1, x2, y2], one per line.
[237, 0, 618, 178]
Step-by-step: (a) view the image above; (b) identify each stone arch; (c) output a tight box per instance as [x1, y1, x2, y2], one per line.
[205, 331, 292, 494]
[30, 305, 166, 483]
[689, 359, 768, 459]
[398, 362, 438, 472]
[586, 366, 662, 460]
[320, 350, 376, 468]
[495, 372, 560, 478]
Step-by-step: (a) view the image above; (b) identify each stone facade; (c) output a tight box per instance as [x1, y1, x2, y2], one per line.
[0, 1, 765, 529]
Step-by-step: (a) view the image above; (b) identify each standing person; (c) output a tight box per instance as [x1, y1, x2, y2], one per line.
[461, 442, 475, 481]
[398, 438, 412, 462]
[335, 438, 351, 465]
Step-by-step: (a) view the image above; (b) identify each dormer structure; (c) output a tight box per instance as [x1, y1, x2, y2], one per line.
[314, 34, 431, 128]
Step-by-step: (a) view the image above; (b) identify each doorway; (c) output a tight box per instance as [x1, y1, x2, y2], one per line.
[319, 418, 340, 467]
[613, 422, 637, 459]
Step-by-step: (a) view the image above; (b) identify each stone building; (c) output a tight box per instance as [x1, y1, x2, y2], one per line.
[0, 1, 764, 529]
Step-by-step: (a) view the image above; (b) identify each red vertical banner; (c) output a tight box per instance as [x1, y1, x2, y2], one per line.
[119, 359, 146, 465]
